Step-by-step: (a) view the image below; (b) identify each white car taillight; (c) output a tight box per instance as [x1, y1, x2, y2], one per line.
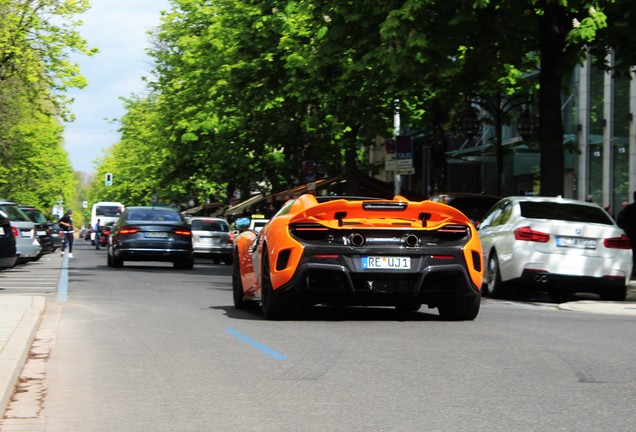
[604, 234, 631, 249]
[513, 226, 550, 243]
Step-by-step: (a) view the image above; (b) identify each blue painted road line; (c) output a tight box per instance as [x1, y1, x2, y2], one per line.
[225, 327, 288, 361]
[57, 253, 69, 304]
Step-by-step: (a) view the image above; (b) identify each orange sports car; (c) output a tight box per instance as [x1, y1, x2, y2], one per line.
[232, 194, 483, 320]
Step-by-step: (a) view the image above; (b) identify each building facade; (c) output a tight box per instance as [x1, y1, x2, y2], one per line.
[369, 52, 636, 216]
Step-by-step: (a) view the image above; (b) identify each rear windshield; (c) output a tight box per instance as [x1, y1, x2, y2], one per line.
[96, 205, 123, 217]
[0, 204, 30, 222]
[126, 209, 182, 222]
[191, 220, 229, 232]
[21, 208, 48, 223]
[520, 202, 613, 225]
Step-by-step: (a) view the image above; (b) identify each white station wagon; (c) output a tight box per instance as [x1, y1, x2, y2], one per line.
[478, 196, 632, 302]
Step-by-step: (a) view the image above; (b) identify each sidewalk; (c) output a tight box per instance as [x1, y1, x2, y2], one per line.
[0, 296, 46, 416]
[0, 251, 63, 417]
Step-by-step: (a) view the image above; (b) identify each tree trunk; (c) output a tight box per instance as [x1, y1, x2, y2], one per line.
[538, 4, 566, 197]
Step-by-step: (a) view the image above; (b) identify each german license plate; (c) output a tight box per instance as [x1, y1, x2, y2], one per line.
[145, 232, 168, 238]
[361, 256, 411, 269]
[556, 236, 597, 250]
[37, 230, 46, 236]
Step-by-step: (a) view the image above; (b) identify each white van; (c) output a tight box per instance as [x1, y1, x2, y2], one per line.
[90, 202, 125, 240]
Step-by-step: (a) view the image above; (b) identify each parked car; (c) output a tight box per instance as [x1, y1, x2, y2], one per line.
[0, 212, 17, 270]
[478, 196, 632, 302]
[428, 193, 500, 227]
[48, 223, 63, 251]
[190, 217, 234, 264]
[107, 206, 194, 269]
[18, 205, 55, 253]
[0, 201, 42, 263]
[233, 194, 484, 320]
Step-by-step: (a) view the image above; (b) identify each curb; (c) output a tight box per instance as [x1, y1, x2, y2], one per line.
[558, 300, 636, 315]
[0, 296, 46, 416]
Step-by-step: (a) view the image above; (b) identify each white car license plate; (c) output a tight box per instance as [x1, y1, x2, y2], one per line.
[361, 256, 411, 269]
[145, 232, 168, 238]
[37, 230, 46, 236]
[556, 236, 597, 250]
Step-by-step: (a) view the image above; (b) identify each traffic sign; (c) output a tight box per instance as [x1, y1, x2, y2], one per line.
[396, 136, 413, 169]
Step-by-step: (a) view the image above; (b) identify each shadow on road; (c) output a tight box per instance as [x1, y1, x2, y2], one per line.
[210, 304, 446, 322]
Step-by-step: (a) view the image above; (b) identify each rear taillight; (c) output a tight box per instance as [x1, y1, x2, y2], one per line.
[11, 226, 18, 237]
[171, 228, 192, 236]
[119, 226, 140, 235]
[604, 234, 631, 249]
[514, 226, 550, 243]
[228, 232, 235, 243]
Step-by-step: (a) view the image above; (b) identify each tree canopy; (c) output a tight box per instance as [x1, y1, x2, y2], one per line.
[0, 0, 95, 217]
[90, 0, 636, 207]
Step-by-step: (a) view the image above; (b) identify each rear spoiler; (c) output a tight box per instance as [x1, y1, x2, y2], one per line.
[289, 195, 472, 229]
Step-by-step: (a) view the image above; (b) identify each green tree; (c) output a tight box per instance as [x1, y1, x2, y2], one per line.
[89, 95, 170, 206]
[0, 79, 77, 213]
[0, 0, 97, 118]
[380, 0, 624, 196]
[0, 0, 96, 215]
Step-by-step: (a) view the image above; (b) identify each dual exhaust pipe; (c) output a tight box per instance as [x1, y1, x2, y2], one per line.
[534, 274, 548, 283]
[347, 233, 420, 247]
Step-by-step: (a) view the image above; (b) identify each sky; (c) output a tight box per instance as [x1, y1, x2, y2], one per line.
[63, 0, 171, 174]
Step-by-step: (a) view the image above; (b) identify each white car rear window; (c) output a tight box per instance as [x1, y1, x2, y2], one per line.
[519, 202, 613, 225]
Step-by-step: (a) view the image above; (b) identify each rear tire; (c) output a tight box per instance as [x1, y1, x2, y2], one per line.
[112, 254, 124, 268]
[395, 300, 422, 313]
[260, 250, 300, 319]
[232, 251, 249, 309]
[548, 289, 572, 303]
[485, 252, 510, 299]
[438, 293, 481, 321]
[174, 258, 194, 269]
[261, 251, 281, 319]
[599, 286, 627, 301]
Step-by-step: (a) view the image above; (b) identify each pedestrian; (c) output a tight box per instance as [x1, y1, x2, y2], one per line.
[59, 209, 75, 258]
[617, 192, 636, 273]
[616, 200, 628, 225]
[94, 218, 101, 249]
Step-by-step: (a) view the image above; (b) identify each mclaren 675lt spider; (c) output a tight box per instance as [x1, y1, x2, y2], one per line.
[232, 194, 484, 320]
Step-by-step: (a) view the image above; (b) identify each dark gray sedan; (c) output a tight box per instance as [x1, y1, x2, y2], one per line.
[107, 206, 194, 269]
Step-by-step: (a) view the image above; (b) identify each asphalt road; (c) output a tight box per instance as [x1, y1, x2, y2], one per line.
[3, 241, 636, 431]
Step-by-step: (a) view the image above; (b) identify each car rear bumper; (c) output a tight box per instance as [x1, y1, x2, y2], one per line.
[500, 248, 632, 283]
[274, 254, 480, 308]
[36, 236, 54, 252]
[519, 269, 628, 291]
[193, 244, 233, 256]
[0, 256, 17, 269]
[16, 242, 41, 261]
[115, 248, 193, 262]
